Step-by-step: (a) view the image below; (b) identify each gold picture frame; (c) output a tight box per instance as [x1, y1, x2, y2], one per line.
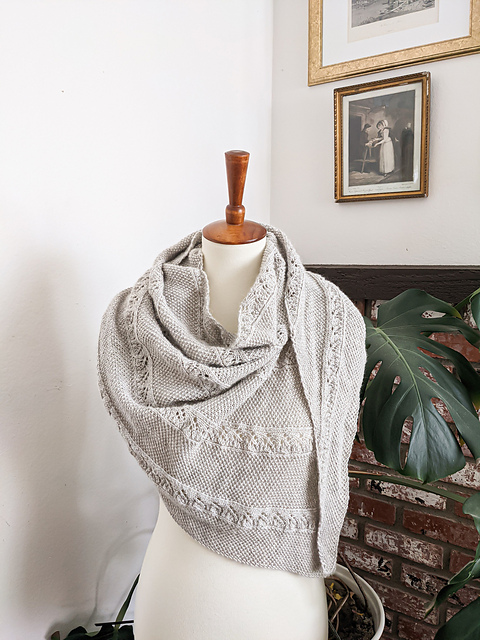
[309, 0, 480, 86]
[334, 72, 430, 202]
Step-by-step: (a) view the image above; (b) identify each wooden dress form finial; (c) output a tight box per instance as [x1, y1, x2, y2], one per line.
[202, 150, 266, 245]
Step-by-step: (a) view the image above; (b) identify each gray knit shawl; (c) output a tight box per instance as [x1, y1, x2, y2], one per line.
[98, 226, 366, 578]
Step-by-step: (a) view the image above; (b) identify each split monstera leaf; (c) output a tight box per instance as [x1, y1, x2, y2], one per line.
[361, 289, 480, 483]
[355, 288, 480, 640]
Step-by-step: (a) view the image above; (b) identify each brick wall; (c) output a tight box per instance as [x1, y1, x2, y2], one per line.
[345, 301, 480, 640]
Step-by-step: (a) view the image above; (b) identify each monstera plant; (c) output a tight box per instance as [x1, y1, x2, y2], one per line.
[351, 287, 480, 639]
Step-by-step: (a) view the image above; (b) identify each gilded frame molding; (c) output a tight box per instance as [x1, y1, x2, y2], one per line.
[334, 72, 430, 203]
[309, 0, 480, 86]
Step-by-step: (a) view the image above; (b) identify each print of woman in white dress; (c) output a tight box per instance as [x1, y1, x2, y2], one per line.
[373, 119, 395, 176]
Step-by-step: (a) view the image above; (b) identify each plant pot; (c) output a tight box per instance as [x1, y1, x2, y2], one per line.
[334, 564, 385, 640]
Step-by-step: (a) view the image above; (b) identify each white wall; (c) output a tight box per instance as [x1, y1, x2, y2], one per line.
[0, 2, 273, 638]
[3, 1, 480, 637]
[271, 0, 480, 265]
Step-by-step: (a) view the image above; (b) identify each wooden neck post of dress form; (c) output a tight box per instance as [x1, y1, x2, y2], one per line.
[202, 150, 266, 245]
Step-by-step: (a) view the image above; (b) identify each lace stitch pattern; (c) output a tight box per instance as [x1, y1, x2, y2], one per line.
[135, 449, 317, 532]
[237, 251, 278, 341]
[97, 388, 317, 532]
[314, 281, 345, 480]
[166, 406, 314, 454]
[125, 275, 153, 405]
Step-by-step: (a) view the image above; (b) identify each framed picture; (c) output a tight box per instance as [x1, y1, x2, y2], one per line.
[334, 72, 430, 202]
[309, 0, 480, 86]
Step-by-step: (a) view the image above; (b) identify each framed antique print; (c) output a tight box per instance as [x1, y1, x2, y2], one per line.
[334, 72, 430, 202]
[309, 0, 480, 85]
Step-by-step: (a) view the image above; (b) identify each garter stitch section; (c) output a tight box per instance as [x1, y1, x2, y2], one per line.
[97, 226, 366, 577]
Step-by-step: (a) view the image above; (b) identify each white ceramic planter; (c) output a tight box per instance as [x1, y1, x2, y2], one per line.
[334, 564, 385, 640]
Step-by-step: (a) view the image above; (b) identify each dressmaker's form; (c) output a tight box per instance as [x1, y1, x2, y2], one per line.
[133, 151, 328, 640]
[99, 151, 367, 640]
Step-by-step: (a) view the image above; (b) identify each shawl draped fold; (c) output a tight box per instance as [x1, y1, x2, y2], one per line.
[98, 226, 366, 577]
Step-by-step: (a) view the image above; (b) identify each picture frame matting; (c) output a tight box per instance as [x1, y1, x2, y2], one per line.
[309, 0, 480, 85]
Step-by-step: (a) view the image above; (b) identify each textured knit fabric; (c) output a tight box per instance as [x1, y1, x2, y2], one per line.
[97, 226, 366, 578]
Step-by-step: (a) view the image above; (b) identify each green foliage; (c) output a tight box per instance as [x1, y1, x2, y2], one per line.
[470, 290, 480, 330]
[455, 287, 480, 329]
[427, 541, 480, 615]
[51, 576, 138, 640]
[52, 625, 134, 639]
[359, 288, 480, 640]
[361, 289, 480, 482]
[426, 493, 480, 615]
[434, 597, 480, 640]
[463, 491, 480, 535]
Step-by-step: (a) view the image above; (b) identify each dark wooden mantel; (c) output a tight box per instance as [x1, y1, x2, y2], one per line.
[305, 266, 480, 302]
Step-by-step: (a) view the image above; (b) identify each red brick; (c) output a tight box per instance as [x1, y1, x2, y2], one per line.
[365, 579, 439, 624]
[401, 418, 413, 443]
[383, 608, 394, 633]
[349, 476, 360, 490]
[353, 300, 366, 315]
[418, 366, 438, 383]
[340, 516, 359, 540]
[350, 440, 382, 466]
[401, 564, 446, 597]
[339, 540, 392, 578]
[446, 461, 480, 490]
[348, 493, 396, 525]
[370, 300, 387, 322]
[367, 479, 447, 510]
[400, 563, 478, 607]
[403, 509, 479, 551]
[431, 397, 453, 422]
[461, 442, 474, 458]
[454, 495, 474, 520]
[446, 606, 461, 622]
[371, 361, 381, 378]
[449, 583, 480, 607]
[430, 332, 480, 363]
[462, 306, 477, 329]
[449, 549, 475, 574]
[365, 524, 443, 568]
[397, 616, 437, 640]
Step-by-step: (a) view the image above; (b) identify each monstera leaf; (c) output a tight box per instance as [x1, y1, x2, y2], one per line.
[361, 290, 480, 482]
[470, 289, 480, 330]
[434, 597, 480, 640]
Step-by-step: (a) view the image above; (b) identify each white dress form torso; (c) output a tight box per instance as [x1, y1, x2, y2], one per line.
[133, 236, 328, 640]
